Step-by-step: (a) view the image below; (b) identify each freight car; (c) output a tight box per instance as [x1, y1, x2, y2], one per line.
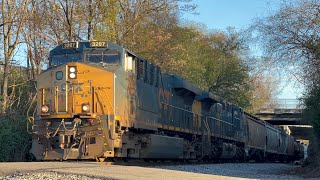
[30, 41, 303, 162]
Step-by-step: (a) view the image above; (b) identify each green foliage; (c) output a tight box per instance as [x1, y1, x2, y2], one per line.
[303, 89, 320, 167]
[94, 0, 119, 42]
[303, 87, 320, 139]
[0, 67, 35, 162]
[0, 115, 32, 162]
[130, 22, 252, 108]
[176, 28, 251, 108]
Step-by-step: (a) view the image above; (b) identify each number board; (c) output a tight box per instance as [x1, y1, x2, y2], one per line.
[62, 42, 79, 49]
[90, 41, 108, 48]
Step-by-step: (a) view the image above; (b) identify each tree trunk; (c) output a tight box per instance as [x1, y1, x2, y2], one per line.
[87, 0, 93, 40]
[2, 53, 12, 114]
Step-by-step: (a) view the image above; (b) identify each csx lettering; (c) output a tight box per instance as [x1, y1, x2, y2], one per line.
[59, 82, 83, 93]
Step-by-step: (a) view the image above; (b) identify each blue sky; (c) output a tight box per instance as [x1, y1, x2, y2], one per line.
[182, 0, 281, 30]
[181, 0, 303, 100]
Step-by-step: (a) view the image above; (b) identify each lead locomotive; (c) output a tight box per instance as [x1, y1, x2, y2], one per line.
[30, 41, 303, 161]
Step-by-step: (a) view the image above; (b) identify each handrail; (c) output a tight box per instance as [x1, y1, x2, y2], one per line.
[100, 88, 114, 113]
[95, 89, 112, 129]
[54, 86, 58, 113]
[161, 102, 234, 126]
[27, 92, 37, 134]
[41, 88, 45, 105]
[71, 86, 75, 113]
[206, 116, 234, 126]
[95, 88, 115, 140]
[161, 102, 203, 116]
[203, 117, 212, 152]
[27, 117, 34, 134]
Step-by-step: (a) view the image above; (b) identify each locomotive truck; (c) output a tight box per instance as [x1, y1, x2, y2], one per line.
[30, 41, 303, 162]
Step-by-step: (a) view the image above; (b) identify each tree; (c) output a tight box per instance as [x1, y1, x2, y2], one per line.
[255, 0, 320, 167]
[93, 0, 196, 45]
[23, 0, 51, 79]
[92, 0, 119, 42]
[247, 75, 279, 113]
[255, 0, 320, 116]
[255, 0, 320, 88]
[132, 21, 253, 107]
[0, 0, 31, 113]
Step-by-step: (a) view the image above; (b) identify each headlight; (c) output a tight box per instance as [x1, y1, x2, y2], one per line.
[68, 66, 77, 79]
[82, 104, 90, 112]
[41, 105, 49, 113]
[69, 67, 76, 73]
[69, 72, 76, 78]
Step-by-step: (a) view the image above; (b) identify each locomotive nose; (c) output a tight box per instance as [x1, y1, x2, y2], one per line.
[39, 62, 114, 118]
[34, 61, 116, 160]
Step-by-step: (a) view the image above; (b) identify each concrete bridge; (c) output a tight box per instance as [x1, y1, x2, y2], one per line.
[254, 99, 313, 141]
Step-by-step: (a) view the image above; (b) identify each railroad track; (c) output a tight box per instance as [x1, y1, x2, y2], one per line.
[91, 158, 288, 167]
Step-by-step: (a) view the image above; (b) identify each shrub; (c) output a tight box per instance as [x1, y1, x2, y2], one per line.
[0, 115, 32, 162]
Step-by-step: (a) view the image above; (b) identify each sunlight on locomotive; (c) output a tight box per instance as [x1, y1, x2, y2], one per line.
[29, 41, 304, 162]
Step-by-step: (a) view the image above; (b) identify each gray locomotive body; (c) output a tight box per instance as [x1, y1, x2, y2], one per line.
[125, 54, 302, 161]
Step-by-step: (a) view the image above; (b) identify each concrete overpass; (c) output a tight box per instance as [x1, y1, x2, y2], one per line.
[255, 108, 303, 125]
[254, 99, 313, 141]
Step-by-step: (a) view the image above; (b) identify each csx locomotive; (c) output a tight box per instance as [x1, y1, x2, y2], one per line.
[30, 41, 303, 161]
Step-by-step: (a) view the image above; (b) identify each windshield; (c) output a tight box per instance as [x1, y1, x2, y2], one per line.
[51, 53, 81, 66]
[87, 49, 120, 64]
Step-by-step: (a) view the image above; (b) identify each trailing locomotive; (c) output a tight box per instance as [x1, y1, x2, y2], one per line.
[30, 41, 303, 162]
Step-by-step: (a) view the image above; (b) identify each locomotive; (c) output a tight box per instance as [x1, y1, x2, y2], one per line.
[30, 41, 303, 162]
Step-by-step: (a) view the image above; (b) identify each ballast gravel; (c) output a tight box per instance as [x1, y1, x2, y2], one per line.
[1, 172, 106, 180]
[154, 163, 304, 180]
[0, 162, 309, 180]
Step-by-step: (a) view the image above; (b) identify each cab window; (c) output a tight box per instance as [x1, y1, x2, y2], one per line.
[51, 53, 81, 66]
[87, 49, 120, 64]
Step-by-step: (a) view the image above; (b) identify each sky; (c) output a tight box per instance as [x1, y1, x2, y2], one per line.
[181, 0, 281, 30]
[10, 0, 302, 100]
[181, 0, 303, 100]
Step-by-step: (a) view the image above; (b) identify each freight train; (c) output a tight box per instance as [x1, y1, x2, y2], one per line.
[30, 41, 303, 162]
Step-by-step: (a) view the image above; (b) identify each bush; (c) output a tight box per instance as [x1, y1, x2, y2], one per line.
[0, 115, 32, 162]
[302, 87, 320, 167]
